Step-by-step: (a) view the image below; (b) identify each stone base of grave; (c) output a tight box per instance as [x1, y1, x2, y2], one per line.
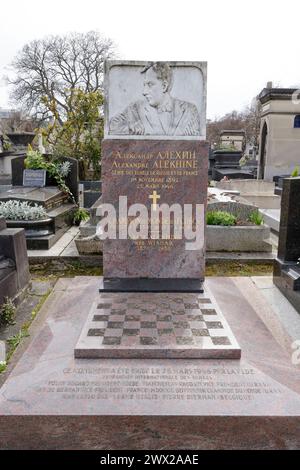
[0, 276, 300, 450]
[0, 186, 77, 250]
[212, 167, 256, 181]
[75, 284, 240, 359]
[100, 277, 204, 293]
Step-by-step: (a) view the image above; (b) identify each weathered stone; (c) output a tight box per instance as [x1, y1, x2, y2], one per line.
[6, 132, 35, 149]
[75, 197, 103, 253]
[207, 200, 259, 221]
[74, 234, 103, 255]
[0, 217, 29, 305]
[206, 225, 272, 252]
[0, 227, 30, 293]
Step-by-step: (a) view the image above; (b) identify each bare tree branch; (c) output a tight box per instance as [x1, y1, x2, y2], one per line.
[7, 31, 116, 123]
[207, 102, 261, 149]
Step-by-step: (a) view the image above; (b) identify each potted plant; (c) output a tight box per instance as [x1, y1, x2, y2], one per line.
[73, 207, 90, 226]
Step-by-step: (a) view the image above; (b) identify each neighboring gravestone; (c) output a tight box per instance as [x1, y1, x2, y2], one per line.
[75, 60, 241, 359]
[11, 155, 79, 203]
[273, 176, 300, 312]
[211, 149, 256, 181]
[1, 155, 79, 249]
[0, 217, 30, 306]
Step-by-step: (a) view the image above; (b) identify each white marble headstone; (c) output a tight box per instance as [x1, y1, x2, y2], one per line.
[104, 60, 207, 140]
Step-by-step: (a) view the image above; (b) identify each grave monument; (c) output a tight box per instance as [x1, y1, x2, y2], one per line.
[0, 62, 300, 451]
[0, 217, 29, 306]
[0, 156, 78, 249]
[75, 60, 241, 359]
[0, 132, 35, 183]
[101, 61, 208, 292]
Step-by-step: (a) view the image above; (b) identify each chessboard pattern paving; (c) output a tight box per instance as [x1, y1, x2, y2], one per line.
[75, 289, 241, 359]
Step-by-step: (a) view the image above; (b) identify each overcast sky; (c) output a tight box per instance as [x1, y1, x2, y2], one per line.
[0, 0, 299, 119]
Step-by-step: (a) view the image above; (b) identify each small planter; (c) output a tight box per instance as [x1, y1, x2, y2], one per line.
[6, 132, 35, 147]
[75, 234, 102, 255]
[206, 224, 272, 252]
[213, 150, 242, 167]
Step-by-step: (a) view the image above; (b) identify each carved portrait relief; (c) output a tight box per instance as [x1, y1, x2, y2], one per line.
[105, 61, 207, 140]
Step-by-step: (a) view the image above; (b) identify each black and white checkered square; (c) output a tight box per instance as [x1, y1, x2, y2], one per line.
[75, 289, 241, 358]
[84, 294, 230, 346]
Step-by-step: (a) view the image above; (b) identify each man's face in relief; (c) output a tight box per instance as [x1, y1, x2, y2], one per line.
[143, 67, 167, 108]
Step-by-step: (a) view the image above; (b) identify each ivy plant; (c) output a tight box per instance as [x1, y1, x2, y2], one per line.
[25, 146, 75, 203]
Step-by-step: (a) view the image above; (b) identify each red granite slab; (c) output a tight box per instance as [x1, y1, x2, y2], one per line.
[0, 277, 299, 449]
[101, 140, 209, 279]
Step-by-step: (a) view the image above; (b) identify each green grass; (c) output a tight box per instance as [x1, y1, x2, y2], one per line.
[29, 257, 273, 281]
[7, 329, 30, 352]
[0, 287, 53, 374]
[248, 210, 264, 226]
[205, 261, 272, 277]
[30, 261, 102, 279]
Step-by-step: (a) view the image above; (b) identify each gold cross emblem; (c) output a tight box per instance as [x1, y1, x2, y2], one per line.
[149, 190, 160, 210]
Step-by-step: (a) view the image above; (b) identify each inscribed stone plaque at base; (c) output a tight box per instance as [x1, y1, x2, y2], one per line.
[101, 139, 209, 280]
